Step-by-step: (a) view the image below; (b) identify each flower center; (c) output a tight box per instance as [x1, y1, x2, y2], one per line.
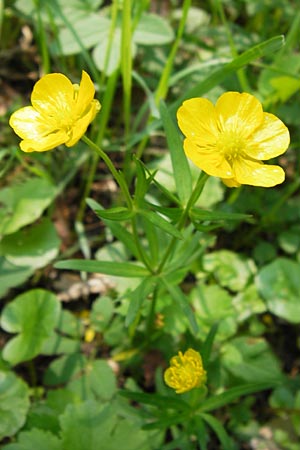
[217, 131, 246, 162]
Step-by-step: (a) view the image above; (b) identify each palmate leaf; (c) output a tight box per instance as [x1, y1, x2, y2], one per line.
[0, 371, 30, 441]
[2, 429, 62, 450]
[1, 289, 61, 365]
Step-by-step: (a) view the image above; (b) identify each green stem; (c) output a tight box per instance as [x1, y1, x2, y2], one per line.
[156, 172, 209, 274]
[215, 0, 250, 92]
[136, 0, 191, 162]
[154, 0, 191, 106]
[82, 135, 132, 208]
[81, 136, 153, 273]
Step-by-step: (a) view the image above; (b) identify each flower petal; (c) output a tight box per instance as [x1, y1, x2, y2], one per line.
[221, 177, 241, 188]
[177, 98, 219, 145]
[233, 157, 285, 187]
[20, 131, 68, 152]
[184, 139, 233, 178]
[216, 92, 264, 137]
[74, 71, 100, 117]
[246, 112, 290, 160]
[31, 73, 74, 117]
[66, 100, 100, 147]
[9, 106, 57, 140]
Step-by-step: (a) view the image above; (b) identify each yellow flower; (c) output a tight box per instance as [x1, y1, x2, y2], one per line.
[177, 92, 290, 187]
[164, 348, 207, 394]
[9, 71, 101, 152]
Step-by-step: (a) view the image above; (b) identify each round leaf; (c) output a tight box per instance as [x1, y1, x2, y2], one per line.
[2, 429, 62, 450]
[256, 258, 300, 323]
[134, 13, 174, 45]
[0, 257, 33, 299]
[1, 289, 61, 365]
[0, 178, 57, 235]
[0, 218, 60, 269]
[0, 371, 30, 440]
[203, 250, 256, 292]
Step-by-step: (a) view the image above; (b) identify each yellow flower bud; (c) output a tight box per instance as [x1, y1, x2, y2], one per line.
[164, 348, 207, 394]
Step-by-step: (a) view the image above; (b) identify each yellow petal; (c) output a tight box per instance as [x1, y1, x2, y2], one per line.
[233, 157, 285, 187]
[177, 98, 219, 145]
[31, 73, 74, 117]
[246, 112, 290, 160]
[66, 100, 100, 147]
[20, 131, 68, 152]
[75, 71, 101, 116]
[184, 139, 233, 178]
[221, 177, 241, 188]
[9, 106, 58, 140]
[216, 92, 263, 137]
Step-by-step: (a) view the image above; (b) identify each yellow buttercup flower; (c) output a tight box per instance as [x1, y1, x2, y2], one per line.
[9, 71, 101, 152]
[177, 92, 290, 187]
[164, 348, 207, 394]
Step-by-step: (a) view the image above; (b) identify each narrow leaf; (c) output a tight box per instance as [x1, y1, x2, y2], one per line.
[161, 278, 198, 334]
[125, 277, 154, 327]
[190, 208, 252, 222]
[200, 382, 278, 412]
[139, 209, 183, 239]
[200, 413, 233, 450]
[160, 100, 192, 205]
[55, 260, 150, 277]
[172, 35, 285, 110]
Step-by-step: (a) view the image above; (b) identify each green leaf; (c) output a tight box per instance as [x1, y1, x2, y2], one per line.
[133, 158, 156, 206]
[86, 202, 134, 221]
[190, 208, 252, 223]
[199, 413, 233, 450]
[120, 391, 190, 411]
[125, 277, 155, 327]
[53, 14, 110, 55]
[191, 285, 237, 341]
[44, 353, 87, 386]
[221, 336, 283, 384]
[0, 257, 33, 299]
[172, 35, 285, 110]
[138, 209, 182, 239]
[2, 429, 62, 450]
[60, 400, 151, 450]
[55, 260, 150, 277]
[200, 382, 278, 413]
[160, 101, 192, 205]
[134, 13, 174, 45]
[93, 28, 136, 75]
[256, 258, 300, 323]
[91, 296, 114, 331]
[203, 250, 256, 292]
[67, 359, 117, 401]
[0, 177, 57, 235]
[87, 199, 139, 258]
[1, 289, 61, 365]
[0, 218, 61, 269]
[161, 278, 199, 334]
[0, 371, 30, 440]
